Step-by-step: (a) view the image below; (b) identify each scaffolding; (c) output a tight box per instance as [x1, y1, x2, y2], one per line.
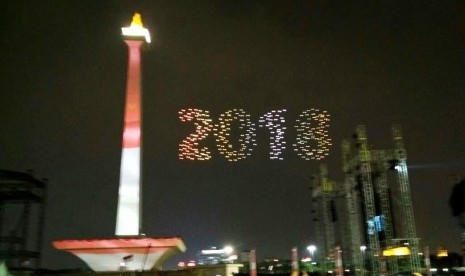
[355, 125, 381, 276]
[371, 150, 397, 273]
[342, 140, 363, 276]
[312, 125, 421, 275]
[390, 125, 421, 272]
[310, 164, 336, 273]
[0, 169, 46, 269]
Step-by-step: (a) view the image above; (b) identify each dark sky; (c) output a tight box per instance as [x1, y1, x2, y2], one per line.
[2, 0, 465, 270]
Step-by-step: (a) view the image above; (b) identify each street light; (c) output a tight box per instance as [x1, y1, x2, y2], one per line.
[360, 245, 367, 275]
[223, 245, 234, 255]
[307, 245, 316, 260]
[307, 245, 317, 273]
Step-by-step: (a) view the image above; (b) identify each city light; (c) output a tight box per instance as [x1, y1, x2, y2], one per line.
[223, 245, 234, 255]
[436, 248, 448, 257]
[382, 246, 411, 256]
[201, 245, 234, 255]
[307, 245, 316, 259]
[301, 257, 311, 262]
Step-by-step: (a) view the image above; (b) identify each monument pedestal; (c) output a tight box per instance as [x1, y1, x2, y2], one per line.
[53, 237, 186, 272]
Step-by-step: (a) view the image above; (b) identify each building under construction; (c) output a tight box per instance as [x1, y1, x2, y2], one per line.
[310, 125, 421, 276]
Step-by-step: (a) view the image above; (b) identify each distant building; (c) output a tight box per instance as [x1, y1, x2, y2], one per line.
[197, 247, 237, 265]
[13, 264, 243, 276]
[164, 264, 243, 276]
[430, 251, 463, 272]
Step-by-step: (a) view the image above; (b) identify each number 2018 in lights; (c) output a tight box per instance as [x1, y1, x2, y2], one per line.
[178, 108, 332, 161]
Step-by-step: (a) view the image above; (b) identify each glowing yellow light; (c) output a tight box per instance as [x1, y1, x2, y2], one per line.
[121, 12, 151, 43]
[131, 13, 144, 28]
[436, 249, 448, 257]
[383, 246, 411, 256]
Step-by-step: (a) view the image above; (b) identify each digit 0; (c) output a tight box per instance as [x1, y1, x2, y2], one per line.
[214, 109, 257, 161]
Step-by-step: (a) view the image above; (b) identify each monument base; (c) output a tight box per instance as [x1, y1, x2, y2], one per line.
[53, 237, 186, 272]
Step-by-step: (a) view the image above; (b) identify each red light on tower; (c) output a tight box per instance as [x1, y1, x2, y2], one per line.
[116, 13, 151, 236]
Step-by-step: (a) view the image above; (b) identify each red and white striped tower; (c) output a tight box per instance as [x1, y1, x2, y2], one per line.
[53, 14, 186, 272]
[291, 247, 299, 276]
[424, 246, 432, 276]
[249, 249, 257, 276]
[335, 246, 343, 276]
[116, 13, 151, 236]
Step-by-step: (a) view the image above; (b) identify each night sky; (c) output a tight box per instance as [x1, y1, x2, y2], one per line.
[2, 0, 465, 270]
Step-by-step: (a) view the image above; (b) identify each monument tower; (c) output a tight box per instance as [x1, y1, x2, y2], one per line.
[116, 12, 151, 236]
[53, 14, 185, 272]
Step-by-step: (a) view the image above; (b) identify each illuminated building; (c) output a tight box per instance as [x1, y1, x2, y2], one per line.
[165, 263, 244, 276]
[197, 246, 237, 265]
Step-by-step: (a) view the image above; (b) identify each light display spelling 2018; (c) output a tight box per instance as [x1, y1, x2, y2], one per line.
[178, 108, 331, 161]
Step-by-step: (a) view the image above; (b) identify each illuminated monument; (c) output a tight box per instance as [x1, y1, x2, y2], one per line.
[53, 13, 186, 272]
[116, 12, 149, 236]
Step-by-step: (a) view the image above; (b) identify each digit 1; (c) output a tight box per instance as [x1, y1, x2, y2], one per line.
[258, 109, 287, 160]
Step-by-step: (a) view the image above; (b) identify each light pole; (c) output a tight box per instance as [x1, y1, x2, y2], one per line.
[307, 245, 317, 273]
[360, 245, 367, 275]
[308, 245, 316, 260]
[223, 245, 234, 255]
